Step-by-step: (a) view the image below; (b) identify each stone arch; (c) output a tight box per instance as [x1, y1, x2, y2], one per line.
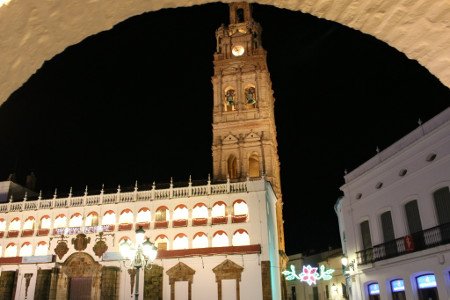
[248, 152, 260, 177]
[0, 0, 448, 107]
[227, 154, 238, 179]
[58, 252, 103, 300]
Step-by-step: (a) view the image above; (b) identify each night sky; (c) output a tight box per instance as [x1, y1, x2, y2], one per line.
[0, 3, 448, 256]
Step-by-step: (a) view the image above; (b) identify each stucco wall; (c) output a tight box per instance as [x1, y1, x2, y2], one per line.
[0, 0, 449, 106]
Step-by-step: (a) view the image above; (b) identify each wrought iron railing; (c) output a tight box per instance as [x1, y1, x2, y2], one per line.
[356, 222, 450, 265]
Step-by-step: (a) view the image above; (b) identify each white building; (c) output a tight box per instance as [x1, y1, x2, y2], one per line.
[285, 248, 348, 300]
[335, 107, 450, 300]
[0, 2, 287, 299]
[0, 177, 281, 299]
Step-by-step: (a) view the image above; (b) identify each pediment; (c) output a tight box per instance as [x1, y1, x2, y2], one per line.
[212, 259, 244, 274]
[244, 131, 261, 142]
[166, 262, 195, 277]
[223, 134, 238, 145]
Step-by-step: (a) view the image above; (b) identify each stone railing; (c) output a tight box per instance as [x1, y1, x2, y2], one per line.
[0, 177, 255, 213]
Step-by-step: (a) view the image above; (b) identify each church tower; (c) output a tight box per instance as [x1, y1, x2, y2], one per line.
[211, 2, 286, 255]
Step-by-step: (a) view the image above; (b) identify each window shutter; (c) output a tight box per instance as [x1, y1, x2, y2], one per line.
[381, 211, 395, 242]
[405, 200, 423, 234]
[360, 220, 372, 249]
[434, 187, 450, 225]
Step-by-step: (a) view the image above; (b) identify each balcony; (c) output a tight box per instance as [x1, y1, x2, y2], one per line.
[357, 222, 450, 265]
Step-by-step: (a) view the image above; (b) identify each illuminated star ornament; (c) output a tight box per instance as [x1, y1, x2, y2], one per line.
[282, 265, 335, 286]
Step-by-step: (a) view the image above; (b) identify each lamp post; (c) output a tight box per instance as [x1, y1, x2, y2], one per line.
[120, 226, 158, 300]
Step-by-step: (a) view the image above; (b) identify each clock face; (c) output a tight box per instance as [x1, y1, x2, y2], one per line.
[232, 45, 245, 57]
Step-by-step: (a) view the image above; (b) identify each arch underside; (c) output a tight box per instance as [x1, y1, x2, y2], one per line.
[0, 0, 449, 105]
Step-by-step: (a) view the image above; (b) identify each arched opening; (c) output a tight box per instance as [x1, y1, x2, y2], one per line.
[155, 234, 169, 251]
[224, 88, 236, 112]
[232, 199, 249, 223]
[192, 203, 208, 226]
[102, 210, 116, 229]
[212, 201, 227, 225]
[173, 204, 188, 227]
[119, 209, 134, 231]
[192, 232, 208, 248]
[54, 214, 67, 229]
[212, 230, 229, 247]
[22, 216, 35, 237]
[35, 241, 48, 256]
[69, 213, 83, 227]
[19, 242, 33, 257]
[38, 215, 51, 236]
[232, 229, 250, 246]
[248, 153, 260, 178]
[227, 155, 238, 179]
[155, 206, 169, 229]
[244, 86, 257, 108]
[85, 212, 99, 227]
[136, 207, 151, 229]
[5, 243, 17, 257]
[173, 233, 189, 250]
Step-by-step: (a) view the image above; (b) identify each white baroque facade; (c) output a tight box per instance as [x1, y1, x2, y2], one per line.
[336, 107, 450, 300]
[0, 177, 282, 299]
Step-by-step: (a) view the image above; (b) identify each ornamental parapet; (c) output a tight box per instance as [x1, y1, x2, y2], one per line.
[0, 177, 259, 213]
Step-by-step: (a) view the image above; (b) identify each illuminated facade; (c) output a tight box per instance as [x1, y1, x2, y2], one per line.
[0, 2, 285, 300]
[336, 107, 450, 300]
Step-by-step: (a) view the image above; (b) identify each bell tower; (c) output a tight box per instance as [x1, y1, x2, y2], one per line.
[211, 2, 286, 254]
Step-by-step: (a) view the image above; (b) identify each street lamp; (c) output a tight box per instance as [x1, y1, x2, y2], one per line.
[120, 226, 158, 300]
[341, 255, 356, 273]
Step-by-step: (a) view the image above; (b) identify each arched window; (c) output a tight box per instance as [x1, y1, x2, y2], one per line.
[155, 235, 169, 251]
[173, 233, 189, 250]
[228, 155, 238, 179]
[248, 153, 260, 177]
[20, 242, 33, 257]
[232, 229, 250, 246]
[54, 214, 67, 228]
[233, 199, 249, 223]
[173, 205, 188, 227]
[35, 241, 48, 256]
[5, 243, 17, 257]
[102, 210, 116, 225]
[40, 215, 51, 229]
[192, 203, 208, 226]
[119, 237, 132, 258]
[119, 209, 134, 224]
[192, 232, 208, 249]
[8, 217, 21, 231]
[22, 216, 35, 236]
[155, 206, 169, 222]
[23, 217, 35, 230]
[233, 200, 248, 215]
[192, 203, 208, 219]
[69, 213, 83, 227]
[212, 201, 227, 217]
[224, 88, 236, 112]
[173, 205, 188, 220]
[119, 209, 133, 231]
[212, 230, 229, 247]
[136, 208, 151, 223]
[244, 86, 256, 108]
[85, 212, 98, 227]
[0, 218, 5, 232]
